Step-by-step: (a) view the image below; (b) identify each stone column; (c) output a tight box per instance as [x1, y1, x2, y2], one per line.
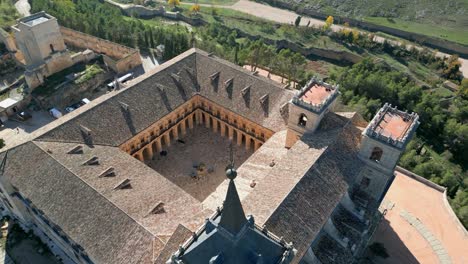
[135, 153, 143, 161]
[172, 127, 179, 140]
[228, 126, 233, 140]
[245, 135, 251, 151]
[220, 123, 226, 137]
[145, 146, 153, 160]
[237, 130, 243, 146]
[205, 113, 210, 128]
[194, 111, 200, 125]
[188, 115, 194, 129]
[254, 140, 261, 151]
[181, 121, 187, 136]
[155, 138, 162, 152]
[164, 133, 171, 147]
[213, 119, 218, 133]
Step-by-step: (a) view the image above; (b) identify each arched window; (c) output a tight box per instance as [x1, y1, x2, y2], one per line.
[298, 113, 308, 127]
[369, 147, 383, 162]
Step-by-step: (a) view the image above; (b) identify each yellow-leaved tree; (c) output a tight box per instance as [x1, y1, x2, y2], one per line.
[324, 15, 334, 30]
[190, 4, 201, 14]
[168, 0, 181, 8]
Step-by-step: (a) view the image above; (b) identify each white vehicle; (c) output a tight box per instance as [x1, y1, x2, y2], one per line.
[81, 98, 91, 105]
[49, 108, 63, 119]
[107, 73, 133, 88]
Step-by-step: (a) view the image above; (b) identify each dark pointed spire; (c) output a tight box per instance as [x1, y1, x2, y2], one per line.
[219, 170, 247, 234]
[219, 143, 247, 234]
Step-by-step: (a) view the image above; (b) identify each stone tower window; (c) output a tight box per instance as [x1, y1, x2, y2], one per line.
[298, 113, 308, 127]
[50, 44, 55, 53]
[369, 147, 383, 162]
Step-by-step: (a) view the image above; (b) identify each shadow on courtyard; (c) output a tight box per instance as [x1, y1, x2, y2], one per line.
[146, 125, 253, 202]
[362, 217, 420, 264]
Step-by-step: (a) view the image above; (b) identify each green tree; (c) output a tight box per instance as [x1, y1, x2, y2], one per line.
[294, 16, 301, 27]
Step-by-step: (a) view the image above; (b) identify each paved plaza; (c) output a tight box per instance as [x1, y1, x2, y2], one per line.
[148, 125, 253, 202]
[371, 170, 468, 264]
[0, 110, 54, 151]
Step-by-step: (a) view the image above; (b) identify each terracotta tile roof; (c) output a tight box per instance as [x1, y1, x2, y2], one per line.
[374, 111, 412, 140]
[300, 84, 333, 105]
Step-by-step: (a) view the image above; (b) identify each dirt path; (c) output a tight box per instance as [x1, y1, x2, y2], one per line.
[229, 0, 468, 77]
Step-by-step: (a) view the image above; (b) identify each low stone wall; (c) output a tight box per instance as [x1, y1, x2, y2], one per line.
[395, 166, 445, 192]
[60, 27, 141, 73]
[102, 0, 358, 63]
[235, 28, 362, 64]
[258, 0, 468, 58]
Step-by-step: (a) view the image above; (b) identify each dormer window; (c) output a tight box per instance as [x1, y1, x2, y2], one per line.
[298, 114, 308, 127]
[369, 147, 383, 162]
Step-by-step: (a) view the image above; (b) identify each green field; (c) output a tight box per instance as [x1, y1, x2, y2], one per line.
[258, 0, 468, 45]
[363, 17, 468, 45]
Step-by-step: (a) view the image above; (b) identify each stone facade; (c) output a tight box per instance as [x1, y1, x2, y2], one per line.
[121, 95, 273, 162]
[11, 12, 73, 89]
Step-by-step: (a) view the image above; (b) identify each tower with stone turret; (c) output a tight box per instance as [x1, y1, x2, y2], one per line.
[285, 77, 339, 148]
[11, 11, 73, 89]
[356, 103, 419, 201]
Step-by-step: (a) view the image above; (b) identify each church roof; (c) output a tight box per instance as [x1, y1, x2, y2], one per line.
[171, 172, 294, 264]
[0, 49, 374, 264]
[0, 142, 160, 264]
[32, 49, 293, 147]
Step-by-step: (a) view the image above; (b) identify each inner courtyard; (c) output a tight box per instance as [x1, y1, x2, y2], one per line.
[146, 125, 253, 202]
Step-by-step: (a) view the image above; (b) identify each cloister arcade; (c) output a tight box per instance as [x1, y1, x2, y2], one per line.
[120, 95, 274, 162]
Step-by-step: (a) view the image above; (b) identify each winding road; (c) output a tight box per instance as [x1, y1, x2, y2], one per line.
[227, 0, 468, 78]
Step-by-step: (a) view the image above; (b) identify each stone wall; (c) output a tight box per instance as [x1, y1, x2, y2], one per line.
[60, 27, 142, 73]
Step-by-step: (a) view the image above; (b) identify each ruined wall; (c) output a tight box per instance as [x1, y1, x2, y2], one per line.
[60, 27, 142, 73]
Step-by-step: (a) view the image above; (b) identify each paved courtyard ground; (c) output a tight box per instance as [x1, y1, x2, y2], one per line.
[371, 170, 468, 264]
[0, 110, 54, 150]
[148, 125, 253, 202]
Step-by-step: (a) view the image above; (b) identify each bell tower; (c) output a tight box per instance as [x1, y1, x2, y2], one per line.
[285, 77, 339, 148]
[357, 103, 419, 200]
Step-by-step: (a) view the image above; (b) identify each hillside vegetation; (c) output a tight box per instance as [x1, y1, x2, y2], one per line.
[0, 0, 20, 29]
[260, 0, 468, 45]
